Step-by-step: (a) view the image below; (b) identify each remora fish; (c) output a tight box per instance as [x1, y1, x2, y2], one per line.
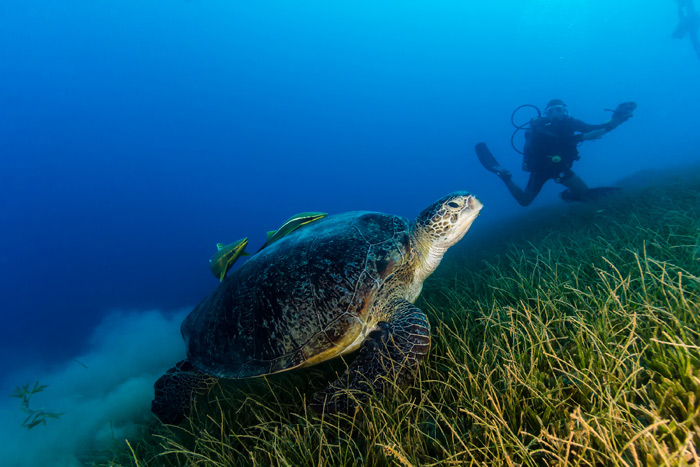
[209, 238, 250, 281]
[257, 212, 327, 252]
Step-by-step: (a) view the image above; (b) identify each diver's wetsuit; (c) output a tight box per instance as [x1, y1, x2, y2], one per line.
[501, 116, 613, 206]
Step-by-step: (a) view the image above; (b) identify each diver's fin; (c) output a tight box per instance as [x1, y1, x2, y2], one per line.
[475, 143, 500, 172]
[475, 143, 511, 178]
[560, 187, 622, 203]
[586, 187, 622, 200]
[216, 243, 224, 251]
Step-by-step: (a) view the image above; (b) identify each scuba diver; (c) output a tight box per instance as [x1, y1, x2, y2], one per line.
[673, 0, 700, 59]
[475, 99, 636, 206]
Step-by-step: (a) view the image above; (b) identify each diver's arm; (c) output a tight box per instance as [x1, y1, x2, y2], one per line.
[571, 119, 612, 133]
[570, 119, 612, 143]
[690, 29, 700, 58]
[580, 129, 607, 141]
[677, 0, 695, 14]
[573, 105, 635, 136]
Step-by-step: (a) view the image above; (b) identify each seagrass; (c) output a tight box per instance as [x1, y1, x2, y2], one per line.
[102, 172, 700, 467]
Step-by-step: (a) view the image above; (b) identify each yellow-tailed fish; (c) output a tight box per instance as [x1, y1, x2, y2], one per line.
[257, 212, 327, 252]
[209, 237, 250, 281]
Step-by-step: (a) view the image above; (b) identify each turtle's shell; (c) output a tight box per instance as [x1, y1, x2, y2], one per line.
[183, 211, 413, 379]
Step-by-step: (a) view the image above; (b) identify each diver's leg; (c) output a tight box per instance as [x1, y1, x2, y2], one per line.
[561, 172, 589, 194]
[558, 172, 591, 202]
[561, 172, 622, 202]
[475, 143, 543, 206]
[501, 171, 548, 207]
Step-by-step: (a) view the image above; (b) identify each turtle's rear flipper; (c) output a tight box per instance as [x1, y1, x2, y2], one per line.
[475, 143, 511, 178]
[309, 300, 430, 414]
[152, 360, 217, 424]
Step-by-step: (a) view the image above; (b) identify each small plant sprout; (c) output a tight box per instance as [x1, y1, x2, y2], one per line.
[9, 381, 64, 429]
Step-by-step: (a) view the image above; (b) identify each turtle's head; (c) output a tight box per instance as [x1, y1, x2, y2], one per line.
[414, 191, 483, 257]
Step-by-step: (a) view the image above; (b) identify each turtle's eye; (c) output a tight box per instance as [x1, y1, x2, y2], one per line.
[447, 201, 461, 209]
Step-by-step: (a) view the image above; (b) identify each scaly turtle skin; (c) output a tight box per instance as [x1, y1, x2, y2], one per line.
[153, 192, 482, 424]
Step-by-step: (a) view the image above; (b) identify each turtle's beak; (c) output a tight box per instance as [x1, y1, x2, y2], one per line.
[460, 194, 483, 224]
[467, 195, 483, 213]
[449, 194, 482, 246]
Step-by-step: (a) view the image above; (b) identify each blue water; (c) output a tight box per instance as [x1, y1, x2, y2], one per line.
[0, 1, 698, 461]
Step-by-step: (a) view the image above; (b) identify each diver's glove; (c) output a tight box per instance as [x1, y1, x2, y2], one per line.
[605, 101, 637, 129]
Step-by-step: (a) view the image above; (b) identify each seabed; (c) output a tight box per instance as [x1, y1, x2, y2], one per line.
[102, 168, 700, 467]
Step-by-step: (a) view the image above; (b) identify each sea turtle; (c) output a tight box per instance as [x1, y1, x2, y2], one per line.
[152, 191, 482, 424]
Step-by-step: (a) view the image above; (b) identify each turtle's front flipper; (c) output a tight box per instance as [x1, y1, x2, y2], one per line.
[152, 360, 217, 424]
[310, 300, 430, 414]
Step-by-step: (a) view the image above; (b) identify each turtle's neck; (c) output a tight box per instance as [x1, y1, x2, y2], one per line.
[409, 226, 448, 298]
